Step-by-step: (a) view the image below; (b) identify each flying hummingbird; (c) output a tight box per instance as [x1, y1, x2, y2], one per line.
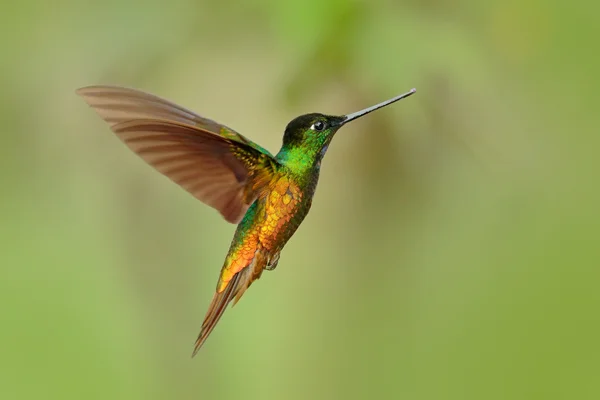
[76, 85, 416, 356]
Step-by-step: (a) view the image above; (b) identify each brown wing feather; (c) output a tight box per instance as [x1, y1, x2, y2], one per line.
[76, 85, 273, 154]
[77, 86, 277, 224]
[76, 85, 229, 129]
[112, 119, 270, 223]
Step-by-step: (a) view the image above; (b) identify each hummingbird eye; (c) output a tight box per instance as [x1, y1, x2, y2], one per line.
[312, 121, 326, 131]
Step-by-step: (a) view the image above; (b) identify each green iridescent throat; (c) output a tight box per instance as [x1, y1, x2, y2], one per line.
[275, 131, 332, 175]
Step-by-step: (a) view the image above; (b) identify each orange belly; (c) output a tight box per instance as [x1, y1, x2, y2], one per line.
[217, 176, 303, 292]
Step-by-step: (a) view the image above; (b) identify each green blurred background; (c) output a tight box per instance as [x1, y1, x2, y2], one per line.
[2, 0, 599, 399]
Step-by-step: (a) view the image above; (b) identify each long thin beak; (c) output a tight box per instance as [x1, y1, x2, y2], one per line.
[340, 88, 416, 126]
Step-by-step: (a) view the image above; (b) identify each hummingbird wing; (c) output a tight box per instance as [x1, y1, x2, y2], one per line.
[77, 86, 277, 224]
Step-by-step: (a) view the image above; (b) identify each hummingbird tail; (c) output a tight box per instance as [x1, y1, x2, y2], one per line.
[191, 253, 266, 357]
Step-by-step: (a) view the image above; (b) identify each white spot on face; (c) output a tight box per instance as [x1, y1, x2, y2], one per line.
[311, 121, 326, 131]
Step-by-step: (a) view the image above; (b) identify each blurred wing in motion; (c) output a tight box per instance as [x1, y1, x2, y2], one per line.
[77, 85, 277, 223]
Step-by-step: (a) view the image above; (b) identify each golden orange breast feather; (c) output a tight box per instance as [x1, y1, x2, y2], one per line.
[217, 176, 303, 292]
[258, 178, 302, 249]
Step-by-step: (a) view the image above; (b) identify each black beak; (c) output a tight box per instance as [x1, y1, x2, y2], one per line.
[338, 88, 416, 126]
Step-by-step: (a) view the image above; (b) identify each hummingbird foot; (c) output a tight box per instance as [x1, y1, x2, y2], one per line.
[265, 252, 280, 271]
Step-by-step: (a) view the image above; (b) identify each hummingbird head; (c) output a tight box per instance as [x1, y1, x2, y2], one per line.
[282, 113, 345, 154]
[277, 88, 416, 170]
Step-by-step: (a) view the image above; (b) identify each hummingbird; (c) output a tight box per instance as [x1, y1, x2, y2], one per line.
[76, 85, 416, 356]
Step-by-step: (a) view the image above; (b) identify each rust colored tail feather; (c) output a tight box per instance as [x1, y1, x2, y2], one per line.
[191, 253, 266, 357]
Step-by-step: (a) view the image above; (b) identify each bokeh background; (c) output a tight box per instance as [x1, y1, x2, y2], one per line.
[2, 0, 599, 399]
